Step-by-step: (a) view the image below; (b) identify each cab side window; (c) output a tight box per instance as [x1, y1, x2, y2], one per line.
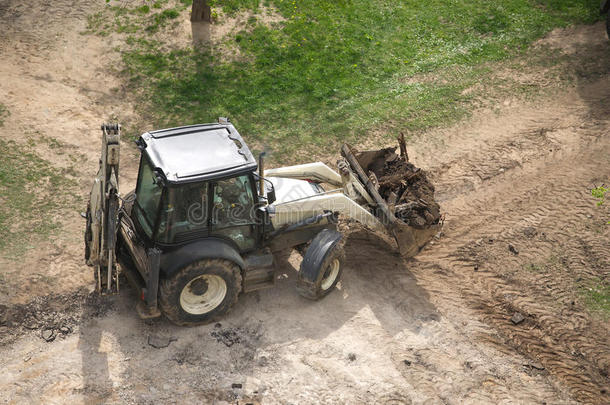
[174, 182, 209, 227]
[157, 182, 209, 243]
[210, 175, 257, 250]
[212, 175, 256, 227]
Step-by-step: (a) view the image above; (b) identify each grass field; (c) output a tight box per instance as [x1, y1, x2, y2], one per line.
[581, 278, 610, 319]
[91, 0, 600, 160]
[0, 134, 81, 257]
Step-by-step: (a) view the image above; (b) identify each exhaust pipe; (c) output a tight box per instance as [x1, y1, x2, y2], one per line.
[259, 152, 266, 197]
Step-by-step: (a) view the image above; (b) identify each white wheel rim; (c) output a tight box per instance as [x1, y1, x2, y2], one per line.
[321, 259, 340, 291]
[180, 274, 227, 315]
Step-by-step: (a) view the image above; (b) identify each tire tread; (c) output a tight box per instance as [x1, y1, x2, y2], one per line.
[159, 259, 242, 326]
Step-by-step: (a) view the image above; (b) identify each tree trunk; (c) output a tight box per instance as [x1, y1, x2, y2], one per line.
[191, 0, 211, 23]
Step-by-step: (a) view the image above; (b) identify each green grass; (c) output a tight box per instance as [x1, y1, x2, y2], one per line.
[91, 0, 600, 161]
[592, 185, 608, 206]
[0, 138, 81, 258]
[580, 279, 610, 318]
[85, 0, 190, 35]
[523, 262, 543, 272]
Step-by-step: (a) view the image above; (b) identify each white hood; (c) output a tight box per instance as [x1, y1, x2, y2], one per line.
[267, 177, 324, 204]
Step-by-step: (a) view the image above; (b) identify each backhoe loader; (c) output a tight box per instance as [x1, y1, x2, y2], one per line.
[85, 119, 440, 326]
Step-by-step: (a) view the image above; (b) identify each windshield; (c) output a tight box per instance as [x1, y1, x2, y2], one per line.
[134, 157, 163, 238]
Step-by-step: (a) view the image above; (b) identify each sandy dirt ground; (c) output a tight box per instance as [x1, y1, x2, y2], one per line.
[0, 1, 609, 404]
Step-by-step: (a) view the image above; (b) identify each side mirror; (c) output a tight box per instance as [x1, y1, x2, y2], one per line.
[266, 182, 276, 205]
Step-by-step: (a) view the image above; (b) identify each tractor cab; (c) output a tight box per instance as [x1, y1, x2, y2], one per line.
[130, 122, 267, 252]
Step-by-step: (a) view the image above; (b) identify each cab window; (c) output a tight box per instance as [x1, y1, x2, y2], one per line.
[134, 158, 163, 238]
[157, 182, 209, 243]
[210, 175, 257, 250]
[212, 175, 256, 227]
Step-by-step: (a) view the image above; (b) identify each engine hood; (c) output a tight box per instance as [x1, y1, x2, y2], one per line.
[267, 177, 324, 204]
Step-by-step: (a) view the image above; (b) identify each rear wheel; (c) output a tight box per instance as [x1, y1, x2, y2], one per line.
[297, 244, 344, 300]
[159, 259, 242, 326]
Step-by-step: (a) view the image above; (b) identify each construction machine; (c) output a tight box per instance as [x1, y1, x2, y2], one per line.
[85, 119, 440, 326]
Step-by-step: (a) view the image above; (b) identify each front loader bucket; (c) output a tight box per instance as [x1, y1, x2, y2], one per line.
[391, 221, 441, 258]
[340, 143, 441, 258]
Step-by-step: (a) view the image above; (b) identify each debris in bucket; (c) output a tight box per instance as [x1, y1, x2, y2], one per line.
[355, 134, 441, 229]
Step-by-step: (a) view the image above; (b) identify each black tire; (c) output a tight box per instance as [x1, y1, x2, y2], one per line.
[159, 259, 242, 326]
[297, 243, 344, 300]
[606, 12, 610, 40]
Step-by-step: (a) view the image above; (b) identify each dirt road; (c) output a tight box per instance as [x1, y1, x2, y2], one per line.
[0, 1, 609, 404]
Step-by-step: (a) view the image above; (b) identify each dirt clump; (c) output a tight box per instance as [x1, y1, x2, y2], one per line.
[210, 323, 263, 348]
[0, 289, 114, 346]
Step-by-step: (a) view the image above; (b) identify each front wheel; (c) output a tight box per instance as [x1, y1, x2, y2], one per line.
[297, 242, 344, 300]
[159, 259, 242, 326]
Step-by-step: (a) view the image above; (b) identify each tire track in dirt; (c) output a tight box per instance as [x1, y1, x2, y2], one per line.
[439, 174, 607, 401]
[342, 231, 570, 404]
[405, 78, 610, 403]
[0, 0, 93, 46]
[416, 74, 610, 203]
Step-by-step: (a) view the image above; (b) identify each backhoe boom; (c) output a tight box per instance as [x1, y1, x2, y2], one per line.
[84, 123, 121, 294]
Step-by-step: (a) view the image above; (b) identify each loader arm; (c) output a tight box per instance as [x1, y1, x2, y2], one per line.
[265, 162, 343, 187]
[265, 161, 375, 205]
[270, 189, 385, 232]
[267, 144, 441, 257]
[85, 124, 121, 294]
